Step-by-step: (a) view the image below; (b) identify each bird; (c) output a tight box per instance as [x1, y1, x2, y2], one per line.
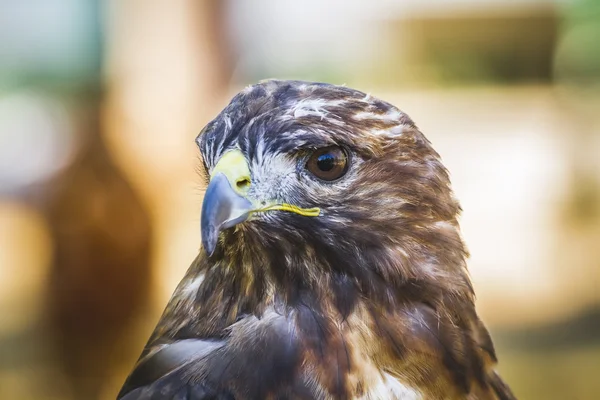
[117, 80, 516, 400]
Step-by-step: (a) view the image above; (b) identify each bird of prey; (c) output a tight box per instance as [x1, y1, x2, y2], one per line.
[118, 80, 515, 400]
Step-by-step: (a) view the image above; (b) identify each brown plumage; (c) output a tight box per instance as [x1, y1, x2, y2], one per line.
[119, 80, 515, 399]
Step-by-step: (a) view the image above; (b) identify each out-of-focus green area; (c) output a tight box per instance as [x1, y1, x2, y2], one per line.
[1, 0, 599, 399]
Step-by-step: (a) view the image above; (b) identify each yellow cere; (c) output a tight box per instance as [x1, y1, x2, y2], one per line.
[211, 149, 320, 217]
[211, 149, 252, 194]
[253, 203, 321, 217]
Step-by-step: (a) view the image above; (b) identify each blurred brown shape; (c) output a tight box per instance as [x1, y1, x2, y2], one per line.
[103, 0, 233, 307]
[43, 96, 152, 399]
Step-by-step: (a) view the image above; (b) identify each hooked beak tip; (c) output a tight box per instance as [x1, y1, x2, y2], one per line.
[201, 226, 218, 256]
[200, 173, 253, 256]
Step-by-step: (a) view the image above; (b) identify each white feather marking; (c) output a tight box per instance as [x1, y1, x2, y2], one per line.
[387, 125, 404, 136]
[358, 373, 422, 400]
[223, 114, 232, 130]
[181, 273, 205, 296]
[255, 134, 265, 166]
[370, 125, 404, 137]
[242, 84, 254, 94]
[214, 133, 227, 166]
[353, 109, 402, 122]
[292, 98, 346, 120]
[433, 220, 456, 232]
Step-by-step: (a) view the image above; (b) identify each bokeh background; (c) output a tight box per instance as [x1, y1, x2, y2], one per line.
[1, 0, 599, 399]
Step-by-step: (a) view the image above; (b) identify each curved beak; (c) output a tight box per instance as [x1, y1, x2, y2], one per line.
[201, 172, 253, 256]
[200, 149, 321, 256]
[201, 149, 254, 256]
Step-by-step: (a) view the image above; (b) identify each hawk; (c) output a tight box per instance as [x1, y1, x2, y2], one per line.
[118, 80, 515, 399]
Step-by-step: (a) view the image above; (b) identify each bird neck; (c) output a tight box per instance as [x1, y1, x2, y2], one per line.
[154, 218, 473, 344]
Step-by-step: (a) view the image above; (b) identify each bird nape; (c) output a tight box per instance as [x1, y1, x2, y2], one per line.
[118, 80, 516, 400]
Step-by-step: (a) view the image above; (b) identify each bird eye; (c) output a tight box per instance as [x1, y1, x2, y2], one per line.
[305, 146, 348, 181]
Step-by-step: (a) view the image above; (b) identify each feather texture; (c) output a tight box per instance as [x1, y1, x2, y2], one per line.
[119, 80, 515, 400]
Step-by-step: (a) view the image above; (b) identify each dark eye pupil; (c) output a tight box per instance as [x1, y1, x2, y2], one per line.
[317, 153, 335, 171]
[305, 146, 349, 181]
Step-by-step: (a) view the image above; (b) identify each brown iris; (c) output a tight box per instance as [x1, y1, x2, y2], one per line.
[305, 146, 348, 181]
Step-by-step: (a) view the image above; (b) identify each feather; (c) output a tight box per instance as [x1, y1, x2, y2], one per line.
[119, 80, 516, 399]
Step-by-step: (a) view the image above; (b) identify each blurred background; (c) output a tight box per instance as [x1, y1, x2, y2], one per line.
[0, 0, 599, 399]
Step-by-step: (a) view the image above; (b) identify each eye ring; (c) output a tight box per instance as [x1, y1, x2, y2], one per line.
[305, 146, 349, 181]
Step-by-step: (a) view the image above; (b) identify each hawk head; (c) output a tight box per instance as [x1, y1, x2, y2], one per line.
[197, 79, 471, 315]
[119, 80, 515, 400]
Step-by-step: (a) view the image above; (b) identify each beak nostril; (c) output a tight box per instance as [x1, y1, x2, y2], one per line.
[236, 177, 251, 191]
